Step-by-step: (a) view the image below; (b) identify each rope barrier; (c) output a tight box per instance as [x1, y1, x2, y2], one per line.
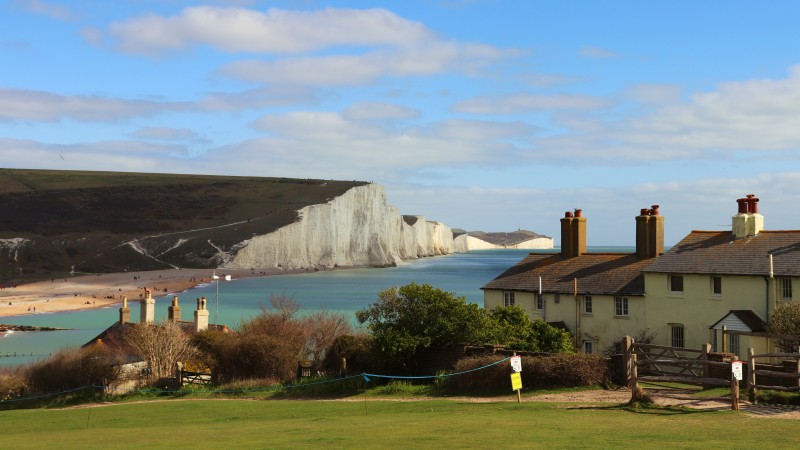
[1, 356, 510, 404]
[361, 356, 510, 382]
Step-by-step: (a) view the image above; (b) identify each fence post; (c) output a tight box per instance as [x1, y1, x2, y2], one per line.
[747, 347, 756, 402]
[731, 371, 740, 411]
[630, 353, 638, 399]
[623, 335, 633, 388]
[701, 343, 711, 378]
[796, 346, 800, 388]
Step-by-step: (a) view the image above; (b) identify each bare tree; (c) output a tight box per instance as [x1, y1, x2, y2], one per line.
[123, 322, 197, 381]
[301, 310, 353, 370]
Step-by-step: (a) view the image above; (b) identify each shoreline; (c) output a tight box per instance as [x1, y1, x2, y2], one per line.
[0, 267, 335, 319]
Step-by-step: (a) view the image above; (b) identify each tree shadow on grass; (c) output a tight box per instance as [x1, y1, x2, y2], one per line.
[568, 403, 726, 416]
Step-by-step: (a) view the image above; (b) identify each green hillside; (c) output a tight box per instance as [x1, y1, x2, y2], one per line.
[0, 169, 367, 283]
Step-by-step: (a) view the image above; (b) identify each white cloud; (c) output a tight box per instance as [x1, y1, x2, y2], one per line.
[129, 127, 200, 141]
[106, 6, 434, 55]
[199, 86, 318, 111]
[0, 88, 189, 122]
[0, 86, 318, 123]
[625, 83, 684, 105]
[453, 92, 611, 114]
[221, 42, 517, 86]
[14, 0, 74, 21]
[344, 102, 421, 121]
[580, 46, 619, 59]
[532, 65, 800, 162]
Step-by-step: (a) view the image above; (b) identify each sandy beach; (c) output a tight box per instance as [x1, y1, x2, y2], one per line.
[0, 268, 307, 319]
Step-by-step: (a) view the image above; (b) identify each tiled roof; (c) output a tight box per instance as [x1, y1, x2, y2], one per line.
[642, 230, 800, 276]
[482, 252, 653, 296]
[83, 320, 232, 354]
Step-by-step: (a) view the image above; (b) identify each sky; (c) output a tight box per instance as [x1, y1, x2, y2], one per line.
[3, 0, 800, 246]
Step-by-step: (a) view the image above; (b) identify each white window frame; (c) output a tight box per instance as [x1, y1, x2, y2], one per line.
[503, 291, 515, 307]
[535, 293, 544, 311]
[583, 295, 593, 314]
[614, 296, 628, 316]
[583, 341, 593, 354]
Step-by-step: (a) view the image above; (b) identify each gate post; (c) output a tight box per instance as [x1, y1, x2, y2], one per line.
[623, 335, 633, 387]
[630, 353, 638, 399]
[747, 347, 756, 402]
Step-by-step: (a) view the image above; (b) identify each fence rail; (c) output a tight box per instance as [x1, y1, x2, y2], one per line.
[746, 347, 800, 395]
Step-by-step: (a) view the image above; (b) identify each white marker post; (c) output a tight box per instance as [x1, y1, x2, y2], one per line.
[731, 360, 742, 411]
[510, 354, 522, 403]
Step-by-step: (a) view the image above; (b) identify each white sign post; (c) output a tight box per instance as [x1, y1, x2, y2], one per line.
[510, 355, 522, 373]
[731, 360, 742, 411]
[510, 354, 522, 403]
[731, 360, 743, 381]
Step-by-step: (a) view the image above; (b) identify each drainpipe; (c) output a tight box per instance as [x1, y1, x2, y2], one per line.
[539, 275, 544, 322]
[574, 277, 580, 348]
[765, 253, 774, 321]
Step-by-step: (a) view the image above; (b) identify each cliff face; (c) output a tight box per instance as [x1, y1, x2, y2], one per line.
[227, 184, 460, 270]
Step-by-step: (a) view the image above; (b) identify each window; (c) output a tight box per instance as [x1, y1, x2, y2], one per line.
[584, 296, 593, 314]
[669, 275, 684, 293]
[503, 291, 515, 307]
[536, 293, 544, 311]
[729, 333, 740, 356]
[554, 293, 561, 304]
[711, 276, 722, 296]
[583, 341, 593, 354]
[614, 296, 628, 316]
[781, 278, 793, 301]
[671, 324, 685, 348]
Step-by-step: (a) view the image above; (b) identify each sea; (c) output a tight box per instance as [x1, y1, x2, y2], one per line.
[0, 247, 632, 367]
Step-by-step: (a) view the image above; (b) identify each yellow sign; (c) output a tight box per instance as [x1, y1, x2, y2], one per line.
[510, 372, 522, 391]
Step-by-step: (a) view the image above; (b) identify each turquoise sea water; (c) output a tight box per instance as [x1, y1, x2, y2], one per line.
[0, 247, 632, 367]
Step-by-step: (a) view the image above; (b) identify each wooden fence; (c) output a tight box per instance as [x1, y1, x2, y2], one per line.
[746, 348, 800, 395]
[623, 336, 741, 410]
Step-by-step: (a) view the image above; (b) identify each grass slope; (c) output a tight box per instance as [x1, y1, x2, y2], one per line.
[0, 169, 367, 283]
[1, 399, 796, 449]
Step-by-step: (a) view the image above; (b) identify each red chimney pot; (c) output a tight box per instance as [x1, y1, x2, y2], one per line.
[565, 211, 573, 218]
[736, 198, 748, 214]
[574, 209, 583, 218]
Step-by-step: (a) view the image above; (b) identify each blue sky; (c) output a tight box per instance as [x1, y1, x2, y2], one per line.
[3, 0, 800, 245]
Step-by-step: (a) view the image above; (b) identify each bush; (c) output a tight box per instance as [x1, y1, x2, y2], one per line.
[27, 346, 122, 394]
[447, 354, 611, 392]
[321, 334, 377, 375]
[0, 366, 28, 400]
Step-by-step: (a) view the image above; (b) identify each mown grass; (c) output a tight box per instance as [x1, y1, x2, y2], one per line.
[1, 397, 797, 449]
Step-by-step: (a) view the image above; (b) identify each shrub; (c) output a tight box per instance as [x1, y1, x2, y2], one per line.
[0, 366, 29, 400]
[321, 334, 377, 375]
[447, 353, 610, 392]
[26, 345, 122, 395]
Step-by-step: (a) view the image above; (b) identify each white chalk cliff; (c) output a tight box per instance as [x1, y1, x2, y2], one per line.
[226, 184, 464, 270]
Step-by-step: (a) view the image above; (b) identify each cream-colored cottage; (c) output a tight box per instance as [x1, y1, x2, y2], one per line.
[483, 206, 663, 354]
[483, 195, 793, 357]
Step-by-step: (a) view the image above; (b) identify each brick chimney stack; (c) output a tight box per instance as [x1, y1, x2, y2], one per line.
[140, 288, 155, 324]
[635, 205, 664, 259]
[560, 209, 586, 258]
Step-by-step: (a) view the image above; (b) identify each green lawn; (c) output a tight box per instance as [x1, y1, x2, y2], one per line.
[1, 398, 796, 449]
